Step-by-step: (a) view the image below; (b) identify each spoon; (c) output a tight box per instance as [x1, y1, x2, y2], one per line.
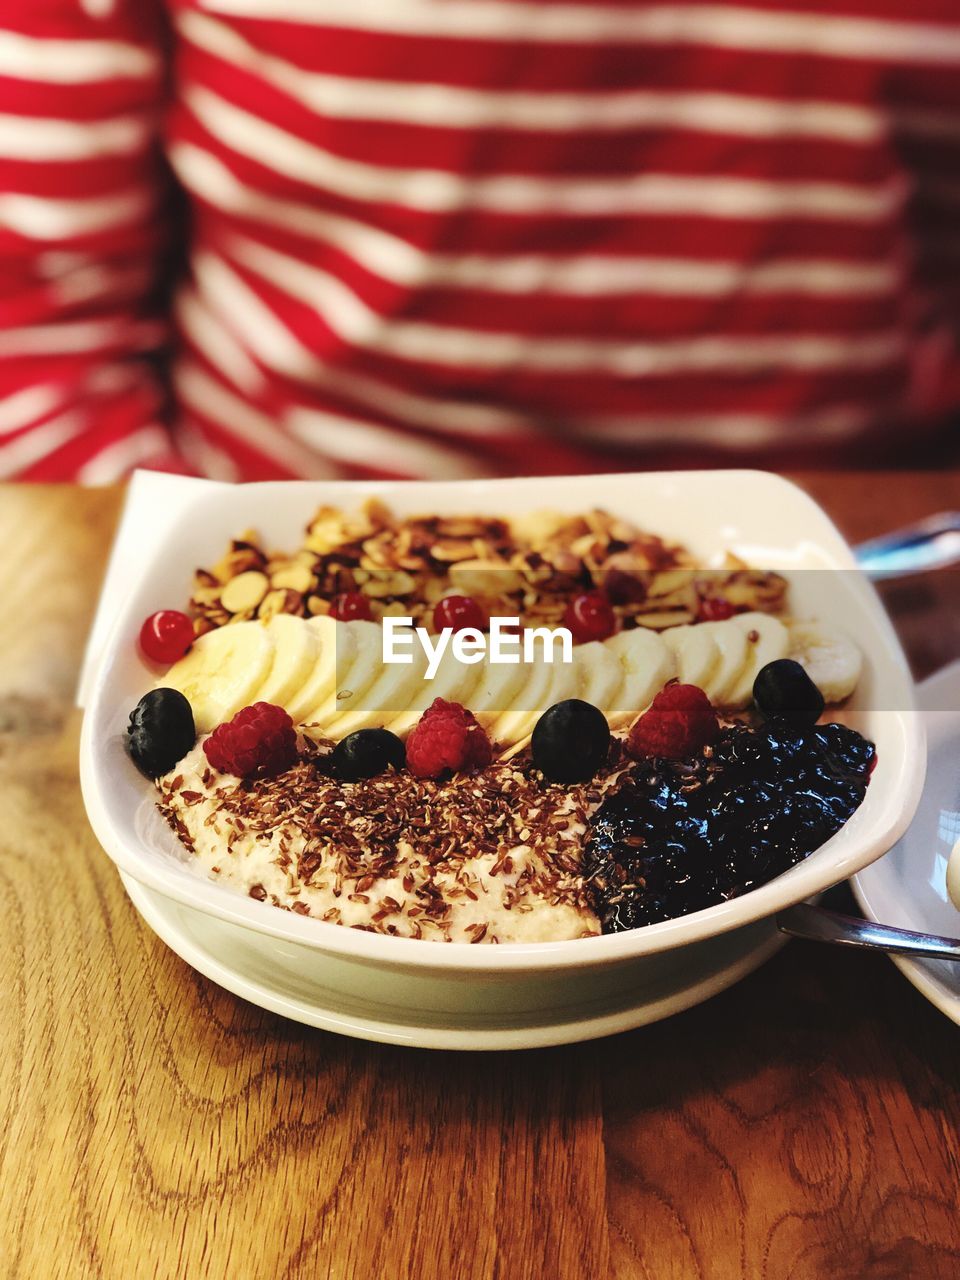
[777, 902, 960, 962]
[854, 512, 960, 579]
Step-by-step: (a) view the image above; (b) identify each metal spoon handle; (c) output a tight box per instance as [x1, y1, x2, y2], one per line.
[777, 902, 960, 962]
[854, 511, 960, 579]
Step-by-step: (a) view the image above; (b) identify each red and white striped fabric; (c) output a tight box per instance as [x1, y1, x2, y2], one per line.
[2, 0, 960, 481]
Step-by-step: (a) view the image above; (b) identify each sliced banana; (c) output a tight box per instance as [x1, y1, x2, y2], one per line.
[541, 657, 580, 712]
[662, 624, 720, 691]
[488, 656, 551, 747]
[161, 620, 275, 733]
[471, 654, 528, 731]
[787, 619, 862, 704]
[493, 652, 581, 748]
[256, 615, 319, 710]
[323, 620, 386, 735]
[605, 629, 675, 726]
[388, 643, 485, 739]
[330, 639, 429, 740]
[725, 612, 790, 710]
[574, 641, 624, 719]
[290, 617, 354, 729]
[698, 621, 749, 707]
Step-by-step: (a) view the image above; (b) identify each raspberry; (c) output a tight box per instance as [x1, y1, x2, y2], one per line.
[203, 702, 298, 778]
[405, 698, 492, 780]
[627, 683, 719, 761]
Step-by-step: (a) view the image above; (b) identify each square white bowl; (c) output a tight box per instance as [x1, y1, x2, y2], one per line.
[80, 469, 925, 985]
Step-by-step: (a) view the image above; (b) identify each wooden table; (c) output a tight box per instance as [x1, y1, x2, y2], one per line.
[2, 473, 959, 1280]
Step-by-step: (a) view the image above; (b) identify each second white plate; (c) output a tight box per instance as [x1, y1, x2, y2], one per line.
[853, 661, 960, 1025]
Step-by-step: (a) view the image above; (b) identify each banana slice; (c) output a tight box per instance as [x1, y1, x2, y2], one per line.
[492, 652, 580, 749]
[323, 620, 386, 735]
[540, 656, 580, 714]
[388, 643, 485, 739]
[698, 621, 749, 707]
[256, 615, 319, 710]
[471, 654, 528, 731]
[574, 641, 624, 719]
[605, 629, 675, 726]
[787, 619, 862, 704]
[289, 617, 355, 729]
[330, 638, 429, 739]
[161, 620, 275, 733]
[487, 656, 551, 748]
[725, 612, 790, 710]
[662, 625, 720, 691]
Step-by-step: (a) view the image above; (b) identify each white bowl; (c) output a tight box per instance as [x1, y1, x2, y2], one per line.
[80, 470, 925, 1014]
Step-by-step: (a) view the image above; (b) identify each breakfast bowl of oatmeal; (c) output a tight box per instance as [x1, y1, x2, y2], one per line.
[79, 471, 924, 1047]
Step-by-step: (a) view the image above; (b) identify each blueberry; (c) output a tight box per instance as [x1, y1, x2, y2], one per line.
[531, 699, 610, 784]
[331, 728, 406, 780]
[753, 659, 825, 726]
[125, 688, 196, 778]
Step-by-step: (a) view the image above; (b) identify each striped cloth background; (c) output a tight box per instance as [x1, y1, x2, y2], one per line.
[2, 0, 960, 480]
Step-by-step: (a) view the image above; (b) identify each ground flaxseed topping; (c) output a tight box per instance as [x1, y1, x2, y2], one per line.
[156, 737, 628, 943]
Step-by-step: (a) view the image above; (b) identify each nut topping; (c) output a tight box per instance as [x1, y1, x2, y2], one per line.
[221, 571, 269, 614]
[186, 503, 787, 637]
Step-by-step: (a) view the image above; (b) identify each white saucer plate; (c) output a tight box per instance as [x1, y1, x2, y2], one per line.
[120, 869, 785, 1050]
[853, 661, 960, 1024]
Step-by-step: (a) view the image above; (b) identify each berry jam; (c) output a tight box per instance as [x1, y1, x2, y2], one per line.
[584, 720, 875, 932]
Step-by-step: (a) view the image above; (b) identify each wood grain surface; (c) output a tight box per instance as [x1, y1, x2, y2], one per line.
[1, 473, 959, 1280]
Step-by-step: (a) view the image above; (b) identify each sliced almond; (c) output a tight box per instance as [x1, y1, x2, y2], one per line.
[631, 609, 694, 629]
[258, 587, 303, 620]
[361, 570, 416, 598]
[637, 585, 698, 615]
[271, 563, 314, 594]
[190, 585, 225, 607]
[220, 570, 269, 614]
[431, 538, 480, 563]
[450, 558, 525, 595]
[305, 509, 353, 554]
[570, 533, 604, 559]
[648, 569, 695, 598]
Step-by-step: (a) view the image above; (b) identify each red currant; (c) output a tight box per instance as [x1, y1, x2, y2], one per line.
[562, 590, 617, 644]
[698, 597, 738, 622]
[433, 594, 487, 634]
[139, 610, 195, 665]
[329, 591, 373, 622]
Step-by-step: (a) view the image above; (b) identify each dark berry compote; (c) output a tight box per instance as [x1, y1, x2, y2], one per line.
[584, 720, 875, 932]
